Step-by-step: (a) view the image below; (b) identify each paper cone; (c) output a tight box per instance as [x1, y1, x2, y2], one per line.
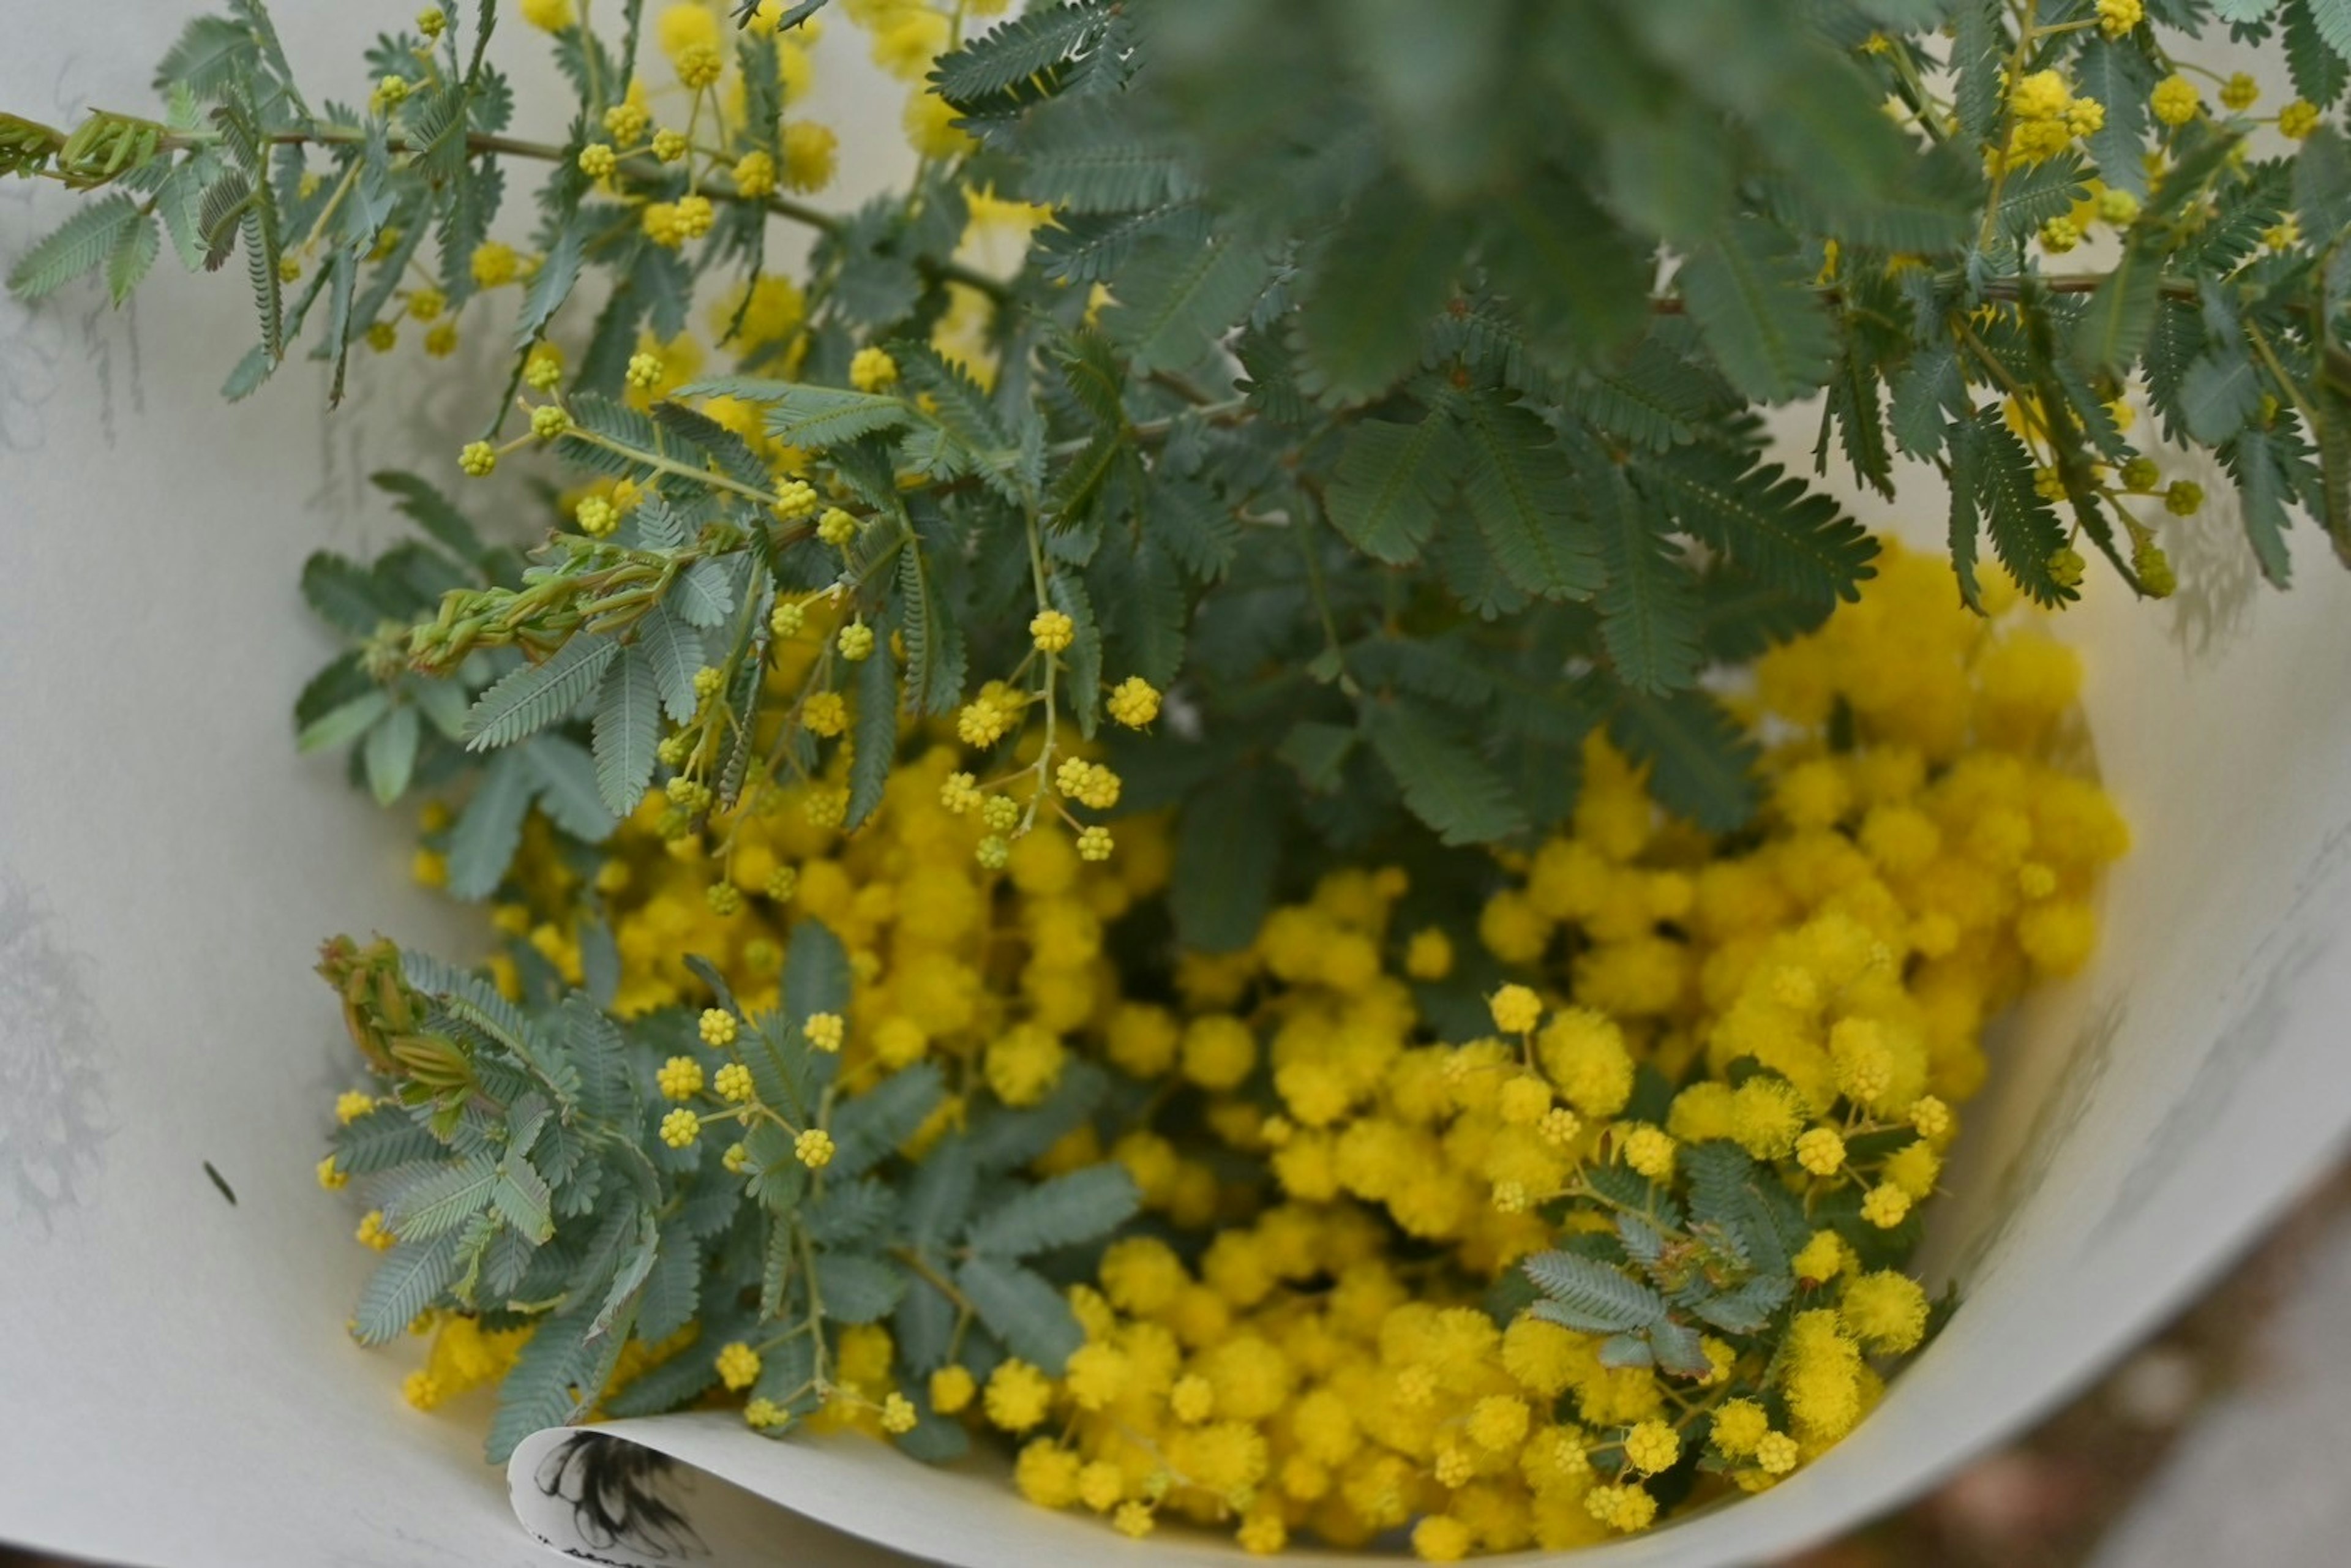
[6, 8, 2349, 1566]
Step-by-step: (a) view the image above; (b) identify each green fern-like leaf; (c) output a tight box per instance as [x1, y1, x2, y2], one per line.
[463, 635, 618, 751]
[2288, 0, 2351, 107]
[676, 378, 910, 450]
[1013, 96, 1198, 213]
[591, 650, 662, 817]
[154, 15, 260, 100]
[1521, 1248, 1669, 1334]
[352, 1234, 462, 1346]
[957, 1254, 1085, 1370]
[1453, 389, 1602, 601]
[828, 1062, 945, 1180]
[1294, 184, 1461, 403]
[486, 1297, 620, 1463]
[1361, 698, 1528, 846]
[1960, 408, 2072, 605]
[966, 1165, 1139, 1258]
[1633, 446, 1877, 604]
[1678, 220, 1836, 403]
[7, 193, 142, 301]
[1106, 229, 1271, 375]
[932, 1, 1105, 105]
[1325, 411, 1464, 565]
[1607, 685, 1760, 831]
[813, 1251, 907, 1324]
[1587, 452, 1704, 694]
[384, 1153, 501, 1241]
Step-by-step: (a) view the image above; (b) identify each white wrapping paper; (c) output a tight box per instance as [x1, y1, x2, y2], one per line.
[6, 7, 2351, 1566]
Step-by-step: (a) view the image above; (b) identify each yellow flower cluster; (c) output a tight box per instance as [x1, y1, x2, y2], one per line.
[953, 544, 2119, 1553]
[358, 542, 2118, 1555]
[2004, 69, 2105, 165]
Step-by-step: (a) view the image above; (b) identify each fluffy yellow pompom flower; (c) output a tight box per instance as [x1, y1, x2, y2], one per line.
[1488, 983, 1543, 1034]
[1911, 1095, 1954, 1142]
[929, 1364, 975, 1414]
[675, 42, 725, 89]
[1500, 1317, 1583, 1397]
[1073, 1460, 1124, 1513]
[1412, 1515, 1474, 1562]
[603, 100, 650, 146]
[783, 121, 840, 192]
[1621, 1123, 1676, 1180]
[1169, 1372, 1215, 1422]
[1538, 1008, 1634, 1116]
[1792, 1229, 1847, 1283]
[1497, 1074, 1552, 1125]
[804, 1012, 845, 1052]
[519, 0, 574, 29]
[1730, 1076, 1806, 1160]
[1100, 1236, 1186, 1315]
[1029, 609, 1076, 653]
[801, 692, 847, 737]
[1712, 1398, 1770, 1458]
[1622, 1419, 1680, 1474]
[732, 149, 778, 198]
[335, 1090, 375, 1124]
[658, 1108, 701, 1148]
[1783, 1309, 1864, 1442]
[984, 1359, 1053, 1431]
[1840, 1269, 1930, 1353]
[1466, 1394, 1531, 1452]
[715, 1341, 761, 1390]
[699, 1007, 738, 1046]
[1062, 1341, 1130, 1412]
[641, 202, 685, 248]
[468, 240, 520, 288]
[1181, 1015, 1257, 1091]
[2009, 69, 2070, 122]
[880, 1393, 918, 1434]
[1860, 1181, 1912, 1228]
[1794, 1126, 1846, 1176]
[850, 344, 899, 392]
[656, 1055, 705, 1100]
[1015, 1441, 1081, 1507]
[904, 91, 978, 159]
[1585, 1482, 1657, 1533]
[1108, 676, 1161, 727]
[655, 1, 718, 56]
[1404, 926, 1454, 980]
[987, 1023, 1067, 1106]
[1884, 1139, 1941, 1200]
[2151, 74, 2202, 126]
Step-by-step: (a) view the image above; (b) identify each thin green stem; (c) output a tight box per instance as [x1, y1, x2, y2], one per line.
[133, 119, 1013, 301]
[566, 426, 777, 505]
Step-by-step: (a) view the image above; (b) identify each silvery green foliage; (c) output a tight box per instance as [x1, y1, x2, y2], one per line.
[326, 921, 1138, 1462]
[12, 0, 2351, 946]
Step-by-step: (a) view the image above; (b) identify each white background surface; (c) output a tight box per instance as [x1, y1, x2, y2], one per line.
[5, 7, 2351, 1567]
